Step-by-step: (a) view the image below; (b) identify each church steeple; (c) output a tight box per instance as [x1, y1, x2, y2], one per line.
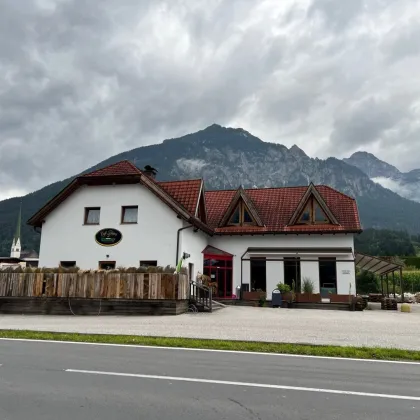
[10, 202, 22, 258]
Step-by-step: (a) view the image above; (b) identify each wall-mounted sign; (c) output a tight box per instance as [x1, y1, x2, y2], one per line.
[342, 270, 350, 275]
[95, 228, 122, 247]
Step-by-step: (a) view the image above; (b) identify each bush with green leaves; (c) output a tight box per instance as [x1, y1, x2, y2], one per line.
[276, 283, 291, 293]
[301, 277, 315, 294]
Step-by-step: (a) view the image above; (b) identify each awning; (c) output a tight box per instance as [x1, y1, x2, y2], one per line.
[355, 252, 403, 276]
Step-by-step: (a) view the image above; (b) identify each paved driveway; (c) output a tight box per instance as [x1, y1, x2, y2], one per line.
[1, 306, 419, 350]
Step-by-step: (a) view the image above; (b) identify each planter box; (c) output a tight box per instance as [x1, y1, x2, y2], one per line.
[243, 291, 266, 301]
[281, 292, 293, 303]
[295, 293, 321, 303]
[329, 294, 352, 303]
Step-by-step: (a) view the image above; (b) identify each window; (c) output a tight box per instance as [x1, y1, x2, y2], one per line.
[99, 261, 116, 270]
[84, 207, 100, 225]
[60, 261, 76, 268]
[227, 201, 256, 226]
[297, 197, 330, 225]
[121, 206, 138, 224]
[140, 260, 157, 267]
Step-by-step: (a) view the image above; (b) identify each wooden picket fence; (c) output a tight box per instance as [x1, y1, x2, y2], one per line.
[0, 272, 188, 300]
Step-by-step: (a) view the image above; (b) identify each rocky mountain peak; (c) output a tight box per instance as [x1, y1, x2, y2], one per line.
[343, 151, 400, 179]
[289, 144, 308, 159]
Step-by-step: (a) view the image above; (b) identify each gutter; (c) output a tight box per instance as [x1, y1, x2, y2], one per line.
[176, 225, 194, 266]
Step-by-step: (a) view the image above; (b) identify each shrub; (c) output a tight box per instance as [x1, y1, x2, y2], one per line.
[277, 283, 291, 293]
[301, 277, 315, 294]
[403, 257, 420, 269]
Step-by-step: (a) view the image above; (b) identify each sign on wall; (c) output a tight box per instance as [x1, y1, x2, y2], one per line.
[95, 228, 122, 246]
[342, 270, 351, 275]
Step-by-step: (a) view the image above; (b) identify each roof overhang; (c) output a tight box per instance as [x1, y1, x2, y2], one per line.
[26, 172, 214, 235]
[246, 247, 353, 255]
[355, 252, 403, 276]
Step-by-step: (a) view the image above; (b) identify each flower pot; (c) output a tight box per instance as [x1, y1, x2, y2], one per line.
[281, 292, 293, 303]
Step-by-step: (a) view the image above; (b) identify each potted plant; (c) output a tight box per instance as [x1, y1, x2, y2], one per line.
[276, 283, 292, 307]
[295, 277, 321, 303]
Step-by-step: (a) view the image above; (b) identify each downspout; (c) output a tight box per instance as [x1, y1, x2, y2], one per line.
[176, 224, 194, 266]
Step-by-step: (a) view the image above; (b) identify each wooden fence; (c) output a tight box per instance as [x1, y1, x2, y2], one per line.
[0, 272, 189, 300]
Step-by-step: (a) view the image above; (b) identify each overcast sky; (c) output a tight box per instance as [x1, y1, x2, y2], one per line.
[1, 0, 420, 200]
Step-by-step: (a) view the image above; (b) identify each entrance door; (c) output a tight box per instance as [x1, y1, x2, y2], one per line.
[203, 251, 233, 299]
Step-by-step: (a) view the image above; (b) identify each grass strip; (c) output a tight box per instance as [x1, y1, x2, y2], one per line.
[0, 329, 419, 361]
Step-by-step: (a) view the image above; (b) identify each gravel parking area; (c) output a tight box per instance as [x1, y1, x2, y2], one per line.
[1, 306, 420, 350]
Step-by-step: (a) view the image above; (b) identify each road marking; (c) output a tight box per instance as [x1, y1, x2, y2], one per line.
[65, 368, 420, 401]
[1, 337, 420, 366]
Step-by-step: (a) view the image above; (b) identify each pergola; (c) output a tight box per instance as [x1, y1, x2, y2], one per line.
[355, 252, 404, 299]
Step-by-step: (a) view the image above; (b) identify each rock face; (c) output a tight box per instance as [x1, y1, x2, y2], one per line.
[2, 124, 420, 255]
[344, 151, 420, 203]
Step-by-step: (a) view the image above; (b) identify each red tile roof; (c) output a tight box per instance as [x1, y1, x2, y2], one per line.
[158, 179, 202, 216]
[83, 160, 141, 177]
[28, 159, 361, 235]
[205, 185, 361, 234]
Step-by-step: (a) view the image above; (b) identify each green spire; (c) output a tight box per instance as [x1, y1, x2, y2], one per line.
[14, 201, 22, 242]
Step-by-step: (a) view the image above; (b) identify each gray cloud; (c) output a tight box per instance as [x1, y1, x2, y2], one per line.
[1, 0, 420, 200]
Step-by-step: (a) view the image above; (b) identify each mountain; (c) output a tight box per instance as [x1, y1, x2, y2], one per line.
[2, 124, 420, 256]
[344, 151, 420, 203]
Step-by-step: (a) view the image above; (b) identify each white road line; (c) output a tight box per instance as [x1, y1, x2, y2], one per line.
[1, 337, 419, 365]
[65, 368, 420, 401]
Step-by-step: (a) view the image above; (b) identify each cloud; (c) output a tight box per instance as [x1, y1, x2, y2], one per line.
[1, 0, 420, 199]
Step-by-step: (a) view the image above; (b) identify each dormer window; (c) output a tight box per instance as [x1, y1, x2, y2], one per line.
[228, 201, 256, 226]
[297, 197, 330, 225]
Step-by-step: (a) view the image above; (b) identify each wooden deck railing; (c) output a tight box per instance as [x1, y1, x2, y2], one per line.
[0, 272, 188, 300]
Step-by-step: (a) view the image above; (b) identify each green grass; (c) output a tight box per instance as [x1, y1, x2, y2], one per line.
[0, 329, 419, 361]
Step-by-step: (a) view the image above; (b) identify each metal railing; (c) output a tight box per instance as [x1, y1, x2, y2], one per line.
[189, 280, 212, 312]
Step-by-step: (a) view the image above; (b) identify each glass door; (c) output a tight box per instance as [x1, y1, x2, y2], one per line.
[203, 253, 233, 299]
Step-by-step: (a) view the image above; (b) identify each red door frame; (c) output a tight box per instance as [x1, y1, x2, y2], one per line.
[203, 253, 233, 299]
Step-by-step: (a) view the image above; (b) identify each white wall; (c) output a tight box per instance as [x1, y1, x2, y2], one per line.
[179, 223, 209, 280]
[210, 234, 355, 298]
[266, 261, 283, 295]
[301, 261, 320, 294]
[337, 261, 356, 295]
[38, 184, 184, 269]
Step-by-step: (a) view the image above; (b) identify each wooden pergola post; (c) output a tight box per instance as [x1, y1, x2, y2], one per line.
[392, 271, 396, 298]
[386, 273, 389, 297]
[400, 267, 404, 302]
[381, 275, 384, 296]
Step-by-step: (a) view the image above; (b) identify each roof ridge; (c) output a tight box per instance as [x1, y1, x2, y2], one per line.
[158, 178, 203, 184]
[82, 159, 142, 177]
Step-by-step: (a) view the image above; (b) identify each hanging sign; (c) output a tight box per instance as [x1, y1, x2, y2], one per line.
[95, 228, 122, 246]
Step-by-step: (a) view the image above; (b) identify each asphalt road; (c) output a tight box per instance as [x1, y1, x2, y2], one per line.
[1, 339, 420, 419]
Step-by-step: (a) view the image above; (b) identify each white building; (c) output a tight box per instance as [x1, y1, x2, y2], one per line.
[28, 160, 362, 299]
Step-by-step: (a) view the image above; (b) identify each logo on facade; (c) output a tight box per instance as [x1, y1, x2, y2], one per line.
[95, 228, 122, 246]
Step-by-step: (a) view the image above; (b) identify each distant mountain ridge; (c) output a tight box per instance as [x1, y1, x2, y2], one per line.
[1, 124, 420, 255]
[344, 151, 420, 203]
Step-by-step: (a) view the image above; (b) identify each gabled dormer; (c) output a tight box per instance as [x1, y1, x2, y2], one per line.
[195, 180, 208, 224]
[219, 187, 264, 227]
[288, 183, 339, 226]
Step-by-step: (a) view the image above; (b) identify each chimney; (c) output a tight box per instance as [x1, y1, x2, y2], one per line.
[143, 165, 158, 179]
